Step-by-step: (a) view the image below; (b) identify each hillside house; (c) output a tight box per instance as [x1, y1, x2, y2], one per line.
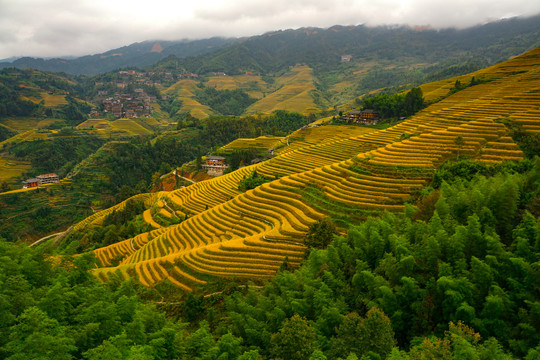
[341, 54, 352, 62]
[22, 173, 59, 188]
[37, 173, 59, 184]
[344, 109, 380, 125]
[22, 178, 40, 188]
[202, 155, 229, 176]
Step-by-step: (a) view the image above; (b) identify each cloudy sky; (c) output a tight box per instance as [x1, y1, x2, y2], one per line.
[1, 0, 539, 59]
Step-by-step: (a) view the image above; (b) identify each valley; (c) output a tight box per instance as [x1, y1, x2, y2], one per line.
[0, 19, 539, 359]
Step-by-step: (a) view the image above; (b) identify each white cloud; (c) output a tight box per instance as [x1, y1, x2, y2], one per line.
[0, 0, 539, 58]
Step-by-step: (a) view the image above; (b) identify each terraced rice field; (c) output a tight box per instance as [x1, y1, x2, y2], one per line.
[219, 136, 285, 154]
[0, 157, 31, 184]
[76, 119, 153, 136]
[0, 129, 57, 147]
[163, 80, 216, 119]
[82, 47, 540, 291]
[0, 118, 62, 132]
[247, 67, 320, 114]
[73, 191, 168, 231]
[21, 92, 69, 106]
[206, 75, 272, 99]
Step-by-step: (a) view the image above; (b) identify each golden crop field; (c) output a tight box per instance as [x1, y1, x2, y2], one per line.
[21, 92, 71, 107]
[0, 118, 62, 132]
[79, 47, 540, 291]
[0, 156, 31, 185]
[0, 129, 57, 147]
[76, 118, 153, 136]
[219, 135, 285, 154]
[246, 66, 320, 114]
[163, 79, 216, 119]
[206, 74, 272, 99]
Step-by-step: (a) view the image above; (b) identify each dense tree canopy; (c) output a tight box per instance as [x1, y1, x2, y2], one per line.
[361, 87, 425, 119]
[1, 158, 538, 359]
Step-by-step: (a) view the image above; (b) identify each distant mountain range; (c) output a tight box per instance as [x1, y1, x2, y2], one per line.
[2, 15, 540, 77]
[0, 38, 237, 75]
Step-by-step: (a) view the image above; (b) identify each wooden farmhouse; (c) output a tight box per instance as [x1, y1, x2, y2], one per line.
[37, 173, 60, 184]
[343, 109, 380, 125]
[202, 155, 230, 176]
[22, 178, 40, 189]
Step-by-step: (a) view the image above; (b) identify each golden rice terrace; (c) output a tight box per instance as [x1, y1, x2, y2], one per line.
[73, 47, 540, 292]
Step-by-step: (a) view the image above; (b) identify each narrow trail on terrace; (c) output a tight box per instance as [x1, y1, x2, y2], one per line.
[161, 199, 179, 218]
[30, 226, 73, 247]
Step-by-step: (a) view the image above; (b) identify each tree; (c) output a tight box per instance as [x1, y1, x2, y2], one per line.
[305, 218, 337, 250]
[3, 307, 76, 360]
[454, 135, 465, 160]
[331, 308, 396, 359]
[404, 87, 424, 116]
[270, 315, 317, 360]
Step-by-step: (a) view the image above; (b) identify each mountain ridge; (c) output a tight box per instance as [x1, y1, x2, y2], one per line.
[2, 15, 540, 76]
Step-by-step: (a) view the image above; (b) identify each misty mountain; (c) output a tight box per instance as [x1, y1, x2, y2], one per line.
[0, 37, 237, 75]
[157, 15, 540, 76]
[2, 14, 540, 106]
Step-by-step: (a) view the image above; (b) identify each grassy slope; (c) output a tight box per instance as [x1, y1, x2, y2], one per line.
[247, 66, 320, 114]
[206, 74, 272, 99]
[163, 79, 216, 119]
[76, 118, 154, 136]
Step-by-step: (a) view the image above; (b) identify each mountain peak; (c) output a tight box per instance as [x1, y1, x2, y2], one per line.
[151, 42, 164, 53]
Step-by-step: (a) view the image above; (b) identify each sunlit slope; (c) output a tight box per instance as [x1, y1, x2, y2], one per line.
[219, 136, 285, 154]
[161, 67, 335, 117]
[163, 79, 216, 119]
[0, 158, 31, 185]
[206, 74, 272, 99]
[76, 118, 153, 136]
[85, 47, 540, 290]
[0, 118, 62, 133]
[246, 66, 320, 114]
[22, 92, 69, 106]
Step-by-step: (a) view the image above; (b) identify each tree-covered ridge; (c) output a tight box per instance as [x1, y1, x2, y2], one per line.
[0, 159, 538, 359]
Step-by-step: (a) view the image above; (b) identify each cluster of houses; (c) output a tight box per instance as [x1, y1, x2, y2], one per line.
[100, 89, 156, 118]
[22, 173, 60, 189]
[338, 109, 380, 125]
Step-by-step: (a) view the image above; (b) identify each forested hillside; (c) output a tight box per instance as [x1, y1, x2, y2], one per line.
[1, 159, 538, 359]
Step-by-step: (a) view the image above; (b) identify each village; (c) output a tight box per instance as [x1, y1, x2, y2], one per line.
[90, 69, 201, 119]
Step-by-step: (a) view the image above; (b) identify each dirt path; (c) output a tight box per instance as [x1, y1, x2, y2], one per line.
[161, 199, 180, 219]
[30, 226, 73, 247]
